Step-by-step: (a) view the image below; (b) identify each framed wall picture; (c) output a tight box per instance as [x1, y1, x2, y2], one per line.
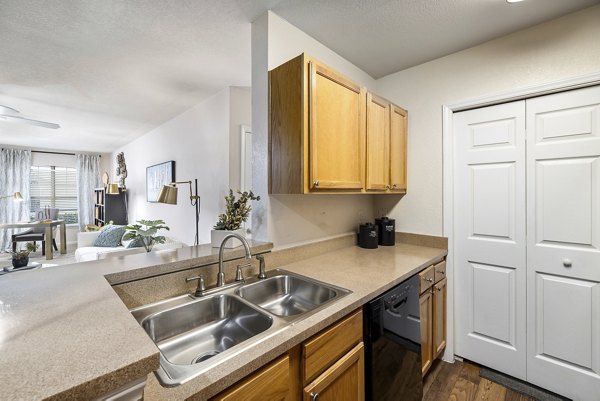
[146, 161, 175, 202]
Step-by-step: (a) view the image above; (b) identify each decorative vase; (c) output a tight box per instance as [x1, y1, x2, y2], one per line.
[12, 254, 29, 268]
[211, 228, 245, 248]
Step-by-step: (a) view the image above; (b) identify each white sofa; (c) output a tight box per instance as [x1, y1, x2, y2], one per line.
[75, 231, 185, 262]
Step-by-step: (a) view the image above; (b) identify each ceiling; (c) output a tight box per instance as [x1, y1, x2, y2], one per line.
[0, 0, 598, 153]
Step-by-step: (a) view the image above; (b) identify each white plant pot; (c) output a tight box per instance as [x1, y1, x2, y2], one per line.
[211, 228, 245, 248]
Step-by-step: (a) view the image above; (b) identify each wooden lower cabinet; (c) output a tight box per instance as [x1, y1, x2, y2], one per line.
[420, 259, 448, 377]
[419, 290, 433, 376]
[433, 277, 448, 358]
[211, 310, 364, 401]
[303, 342, 364, 401]
[211, 354, 291, 401]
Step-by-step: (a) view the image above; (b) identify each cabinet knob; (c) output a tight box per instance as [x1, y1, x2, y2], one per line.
[314, 181, 319, 187]
[386, 184, 391, 189]
[437, 270, 445, 275]
[437, 286, 442, 292]
[392, 184, 398, 189]
[426, 277, 433, 283]
[310, 392, 319, 401]
[563, 259, 572, 268]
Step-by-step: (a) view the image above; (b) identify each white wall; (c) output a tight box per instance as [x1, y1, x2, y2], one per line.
[373, 5, 600, 236]
[251, 11, 377, 247]
[110, 88, 234, 245]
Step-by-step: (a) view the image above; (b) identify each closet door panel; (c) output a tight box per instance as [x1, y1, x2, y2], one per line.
[526, 85, 600, 401]
[454, 101, 527, 380]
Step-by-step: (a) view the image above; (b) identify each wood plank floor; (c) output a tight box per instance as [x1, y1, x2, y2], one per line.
[423, 359, 535, 401]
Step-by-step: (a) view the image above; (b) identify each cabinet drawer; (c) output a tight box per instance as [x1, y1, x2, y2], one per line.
[303, 309, 363, 384]
[434, 260, 446, 283]
[211, 354, 290, 401]
[419, 266, 435, 294]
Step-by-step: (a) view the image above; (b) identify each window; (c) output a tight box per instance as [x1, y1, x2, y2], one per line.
[30, 166, 78, 224]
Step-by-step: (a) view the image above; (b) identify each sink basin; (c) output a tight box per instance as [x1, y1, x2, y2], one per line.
[140, 294, 272, 366]
[129, 269, 350, 386]
[236, 273, 346, 317]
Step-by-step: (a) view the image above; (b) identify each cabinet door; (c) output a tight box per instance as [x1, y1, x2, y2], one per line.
[308, 61, 365, 191]
[303, 342, 364, 401]
[390, 105, 408, 192]
[212, 354, 291, 401]
[433, 277, 447, 359]
[420, 290, 433, 376]
[366, 92, 390, 191]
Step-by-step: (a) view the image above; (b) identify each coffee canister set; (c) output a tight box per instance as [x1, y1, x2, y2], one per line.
[358, 217, 395, 249]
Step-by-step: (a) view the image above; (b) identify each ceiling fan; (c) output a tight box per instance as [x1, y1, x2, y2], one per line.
[0, 105, 60, 129]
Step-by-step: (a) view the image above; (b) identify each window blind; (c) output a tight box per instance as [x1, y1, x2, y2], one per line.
[30, 166, 78, 224]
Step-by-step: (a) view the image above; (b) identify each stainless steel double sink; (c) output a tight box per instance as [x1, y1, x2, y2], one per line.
[130, 269, 351, 386]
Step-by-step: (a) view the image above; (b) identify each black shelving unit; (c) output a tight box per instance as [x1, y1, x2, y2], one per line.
[94, 187, 128, 227]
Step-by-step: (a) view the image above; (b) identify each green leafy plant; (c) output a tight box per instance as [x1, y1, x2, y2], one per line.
[213, 190, 260, 231]
[10, 242, 38, 257]
[123, 219, 170, 252]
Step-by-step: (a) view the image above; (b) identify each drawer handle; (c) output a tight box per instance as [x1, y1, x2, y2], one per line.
[563, 259, 572, 268]
[393, 184, 398, 189]
[437, 286, 442, 292]
[386, 184, 391, 189]
[310, 392, 319, 401]
[426, 278, 433, 283]
[437, 270, 445, 275]
[314, 181, 319, 187]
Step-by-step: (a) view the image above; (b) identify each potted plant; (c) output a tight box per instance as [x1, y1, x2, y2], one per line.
[212, 189, 260, 248]
[10, 242, 38, 268]
[123, 219, 170, 252]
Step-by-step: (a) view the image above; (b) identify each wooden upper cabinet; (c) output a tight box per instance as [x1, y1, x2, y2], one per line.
[366, 92, 390, 191]
[269, 53, 407, 194]
[365, 93, 407, 193]
[390, 105, 408, 192]
[269, 53, 365, 194]
[309, 61, 365, 191]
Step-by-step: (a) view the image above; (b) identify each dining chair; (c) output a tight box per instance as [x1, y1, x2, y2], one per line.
[12, 208, 59, 255]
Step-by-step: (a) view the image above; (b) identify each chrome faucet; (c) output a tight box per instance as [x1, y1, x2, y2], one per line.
[217, 233, 252, 287]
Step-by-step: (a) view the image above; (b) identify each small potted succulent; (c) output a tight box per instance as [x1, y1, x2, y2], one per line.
[123, 219, 170, 252]
[212, 189, 260, 248]
[10, 242, 38, 268]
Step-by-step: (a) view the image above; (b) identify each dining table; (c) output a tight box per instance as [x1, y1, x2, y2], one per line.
[0, 220, 67, 260]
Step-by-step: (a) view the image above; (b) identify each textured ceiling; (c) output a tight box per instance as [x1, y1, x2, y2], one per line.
[0, 0, 598, 153]
[273, 0, 600, 78]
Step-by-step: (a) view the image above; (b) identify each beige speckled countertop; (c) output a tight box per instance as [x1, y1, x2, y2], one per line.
[0, 240, 445, 401]
[0, 241, 273, 401]
[144, 243, 447, 401]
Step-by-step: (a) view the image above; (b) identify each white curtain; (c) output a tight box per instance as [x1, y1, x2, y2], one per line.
[0, 148, 32, 251]
[76, 154, 100, 231]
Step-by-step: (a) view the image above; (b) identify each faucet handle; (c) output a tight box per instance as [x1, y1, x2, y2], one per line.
[236, 263, 252, 282]
[186, 275, 206, 297]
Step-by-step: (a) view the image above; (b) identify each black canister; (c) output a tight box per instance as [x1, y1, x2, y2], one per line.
[375, 217, 396, 246]
[358, 223, 379, 249]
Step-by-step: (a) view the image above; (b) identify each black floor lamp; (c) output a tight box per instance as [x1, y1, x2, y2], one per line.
[157, 179, 200, 246]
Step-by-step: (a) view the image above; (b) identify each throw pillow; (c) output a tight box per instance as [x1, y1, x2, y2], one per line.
[126, 237, 146, 249]
[93, 225, 126, 247]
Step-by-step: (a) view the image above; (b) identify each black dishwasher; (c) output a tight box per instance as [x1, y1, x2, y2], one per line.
[364, 274, 423, 401]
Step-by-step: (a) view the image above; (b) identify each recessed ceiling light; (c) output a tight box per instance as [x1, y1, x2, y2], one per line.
[507, 0, 524, 3]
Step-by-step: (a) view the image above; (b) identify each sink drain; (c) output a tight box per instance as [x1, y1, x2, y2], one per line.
[191, 350, 220, 364]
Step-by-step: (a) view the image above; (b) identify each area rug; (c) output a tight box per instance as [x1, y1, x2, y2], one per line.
[480, 367, 571, 401]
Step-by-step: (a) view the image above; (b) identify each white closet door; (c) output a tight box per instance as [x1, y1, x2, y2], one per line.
[454, 101, 527, 379]
[526, 85, 600, 401]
